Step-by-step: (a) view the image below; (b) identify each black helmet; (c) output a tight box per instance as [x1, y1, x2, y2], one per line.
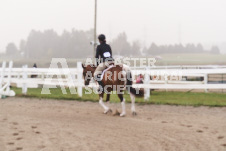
[98, 34, 106, 41]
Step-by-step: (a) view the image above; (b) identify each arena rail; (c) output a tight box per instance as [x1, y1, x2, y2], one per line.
[0, 61, 16, 98]
[1, 62, 226, 100]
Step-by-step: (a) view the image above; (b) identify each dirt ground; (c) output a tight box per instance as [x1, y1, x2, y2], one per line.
[0, 97, 226, 151]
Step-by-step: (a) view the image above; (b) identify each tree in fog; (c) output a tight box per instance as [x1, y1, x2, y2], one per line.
[142, 47, 148, 55]
[143, 42, 210, 56]
[4, 29, 221, 58]
[21, 29, 93, 58]
[111, 33, 143, 56]
[70, 29, 93, 58]
[111, 32, 131, 56]
[6, 42, 18, 56]
[131, 41, 141, 56]
[196, 43, 204, 52]
[25, 30, 45, 58]
[185, 43, 196, 53]
[19, 40, 26, 57]
[174, 44, 184, 53]
[144, 43, 158, 55]
[210, 46, 220, 54]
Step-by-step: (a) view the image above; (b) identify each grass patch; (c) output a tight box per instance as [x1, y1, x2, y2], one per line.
[11, 87, 226, 107]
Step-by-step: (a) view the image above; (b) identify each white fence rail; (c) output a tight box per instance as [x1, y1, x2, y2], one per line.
[1, 62, 226, 100]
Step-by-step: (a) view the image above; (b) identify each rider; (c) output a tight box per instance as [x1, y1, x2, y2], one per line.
[94, 34, 114, 92]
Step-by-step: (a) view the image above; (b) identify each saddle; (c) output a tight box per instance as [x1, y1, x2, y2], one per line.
[100, 63, 123, 80]
[108, 62, 114, 66]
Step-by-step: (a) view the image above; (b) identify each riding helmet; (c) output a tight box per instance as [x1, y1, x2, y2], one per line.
[98, 34, 106, 41]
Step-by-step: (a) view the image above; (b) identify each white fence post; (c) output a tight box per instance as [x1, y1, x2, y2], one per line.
[0, 62, 6, 98]
[6, 61, 13, 94]
[204, 74, 208, 93]
[164, 73, 169, 92]
[144, 68, 150, 100]
[0, 62, 6, 88]
[22, 65, 28, 95]
[77, 62, 83, 97]
[0, 61, 15, 97]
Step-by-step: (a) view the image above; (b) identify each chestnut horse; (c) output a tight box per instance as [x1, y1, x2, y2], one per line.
[82, 63, 144, 116]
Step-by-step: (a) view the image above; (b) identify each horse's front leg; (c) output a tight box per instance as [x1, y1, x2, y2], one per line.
[99, 93, 111, 114]
[130, 93, 137, 116]
[118, 94, 126, 117]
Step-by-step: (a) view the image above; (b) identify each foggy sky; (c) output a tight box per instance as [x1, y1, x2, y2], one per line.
[0, 0, 226, 52]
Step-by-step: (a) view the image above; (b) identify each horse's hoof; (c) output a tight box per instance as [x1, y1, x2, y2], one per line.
[120, 112, 126, 117]
[132, 111, 137, 116]
[108, 109, 112, 113]
[104, 109, 112, 114]
[113, 109, 120, 116]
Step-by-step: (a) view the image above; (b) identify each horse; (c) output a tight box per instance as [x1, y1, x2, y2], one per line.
[81, 63, 144, 117]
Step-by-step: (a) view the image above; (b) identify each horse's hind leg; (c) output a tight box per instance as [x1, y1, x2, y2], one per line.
[99, 93, 111, 114]
[106, 94, 110, 102]
[130, 93, 137, 116]
[118, 94, 126, 117]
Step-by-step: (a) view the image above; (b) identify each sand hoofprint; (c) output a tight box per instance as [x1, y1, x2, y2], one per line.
[0, 97, 226, 151]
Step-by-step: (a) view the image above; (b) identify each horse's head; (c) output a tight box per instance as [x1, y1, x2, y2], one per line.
[82, 64, 96, 86]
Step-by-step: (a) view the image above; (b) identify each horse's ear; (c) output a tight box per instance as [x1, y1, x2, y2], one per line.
[81, 63, 85, 68]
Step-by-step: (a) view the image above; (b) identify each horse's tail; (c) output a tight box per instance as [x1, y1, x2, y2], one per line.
[126, 70, 144, 97]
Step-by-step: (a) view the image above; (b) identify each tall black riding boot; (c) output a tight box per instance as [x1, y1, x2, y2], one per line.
[97, 80, 104, 93]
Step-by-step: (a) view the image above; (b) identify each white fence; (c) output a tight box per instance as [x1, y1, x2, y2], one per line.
[1, 62, 226, 100]
[0, 61, 16, 97]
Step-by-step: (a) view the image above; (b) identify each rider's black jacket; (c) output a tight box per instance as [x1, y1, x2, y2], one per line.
[95, 42, 114, 65]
